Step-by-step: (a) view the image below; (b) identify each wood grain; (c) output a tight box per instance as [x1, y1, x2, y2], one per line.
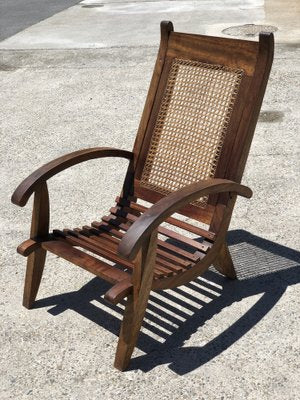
[119, 179, 252, 260]
[22, 182, 49, 309]
[12, 147, 133, 207]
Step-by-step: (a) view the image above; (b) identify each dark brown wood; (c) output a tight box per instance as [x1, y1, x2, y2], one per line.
[52, 229, 137, 273]
[100, 214, 200, 262]
[17, 238, 47, 257]
[114, 230, 157, 371]
[12, 22, 273, 371]
[54, 227, 187, 279]
[109, 206, 209, 252]
[23, 182, 49, 309]
[134, 182, 215, 225]
[156, 257, 184, 274]
[42, 240, 130, 284]
[118, 179, 252, 260]
[104, 279, 133, 305]
[132, 21, 173, 168]
[12, 147, 133, 207]
[152, 194, 238, 291]
[213, 243, 236, 279]
[134, 55, 174, 180]
[88, 221, 192, 268]
[116, 196, 216, 240]
[167, 32, 258, 76]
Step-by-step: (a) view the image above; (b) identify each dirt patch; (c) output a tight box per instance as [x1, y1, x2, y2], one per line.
[258, 111, 284, 123]
[0, 63, 17, 71]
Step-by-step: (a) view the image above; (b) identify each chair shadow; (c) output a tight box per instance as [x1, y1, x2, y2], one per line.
[34, 229, 300, 375]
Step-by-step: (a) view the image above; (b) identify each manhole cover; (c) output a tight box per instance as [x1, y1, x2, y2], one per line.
[222, 24, 277, 37]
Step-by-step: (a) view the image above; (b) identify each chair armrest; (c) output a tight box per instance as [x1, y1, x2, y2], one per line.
[12, 147, 133, 207]
[118, 178, 252, 260]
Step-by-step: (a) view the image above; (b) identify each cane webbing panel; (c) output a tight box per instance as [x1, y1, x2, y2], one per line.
[140, 58, 244, 207]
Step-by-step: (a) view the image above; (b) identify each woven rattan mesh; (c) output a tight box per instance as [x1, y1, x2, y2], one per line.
[140, 58, 244, 207]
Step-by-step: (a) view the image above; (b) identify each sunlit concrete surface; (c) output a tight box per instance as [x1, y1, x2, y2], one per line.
[0, 0, 299, 399]
[1, 0, 299, 49]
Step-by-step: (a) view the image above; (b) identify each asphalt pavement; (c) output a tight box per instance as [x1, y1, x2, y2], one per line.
[0, 0, 81, 41]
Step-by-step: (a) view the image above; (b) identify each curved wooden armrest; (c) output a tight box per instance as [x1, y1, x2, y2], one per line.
[12, 147, 133, 207]
[118, 178, 252, 260]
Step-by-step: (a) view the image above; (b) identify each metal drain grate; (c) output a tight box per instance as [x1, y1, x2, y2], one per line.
[222, 24, 277, 37]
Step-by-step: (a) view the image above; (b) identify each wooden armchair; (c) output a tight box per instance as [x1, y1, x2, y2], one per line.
[12, 21, 273, 371]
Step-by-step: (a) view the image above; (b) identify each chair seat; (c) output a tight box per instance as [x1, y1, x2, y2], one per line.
[45, 198, 215, 283]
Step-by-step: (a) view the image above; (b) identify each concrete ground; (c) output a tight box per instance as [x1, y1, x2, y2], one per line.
[1, 0, 299, 399]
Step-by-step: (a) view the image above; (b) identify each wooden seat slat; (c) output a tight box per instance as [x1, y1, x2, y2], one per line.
[90, 221, 192, 267]
[71, 227, 182, 275]
[116, 196, 215, 241]
[53, 229, 183, 278]
[53, 229, 135, 270]
[110, 206, 209, 253]
[101, 214, 200, 262]
[42, 240, 130, 284]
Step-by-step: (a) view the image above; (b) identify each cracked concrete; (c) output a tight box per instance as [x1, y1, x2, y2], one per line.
[0, 0, 299, 399]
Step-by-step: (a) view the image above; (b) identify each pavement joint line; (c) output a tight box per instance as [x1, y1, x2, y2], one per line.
[0, 66, 151, 71]
[79, 0, 185, 3]
[0, 45, 159, 51]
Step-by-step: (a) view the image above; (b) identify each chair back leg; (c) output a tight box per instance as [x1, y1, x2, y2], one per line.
[213, 242, 236, 279]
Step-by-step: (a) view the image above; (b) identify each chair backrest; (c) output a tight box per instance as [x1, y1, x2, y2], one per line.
[132, 21, 274, 225]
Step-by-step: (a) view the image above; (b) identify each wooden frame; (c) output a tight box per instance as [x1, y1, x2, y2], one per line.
[12, 22, 274, 371]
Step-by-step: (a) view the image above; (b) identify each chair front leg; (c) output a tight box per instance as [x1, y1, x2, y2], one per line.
[23, 182, 49, 309]
[114, 230, 157, 371]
